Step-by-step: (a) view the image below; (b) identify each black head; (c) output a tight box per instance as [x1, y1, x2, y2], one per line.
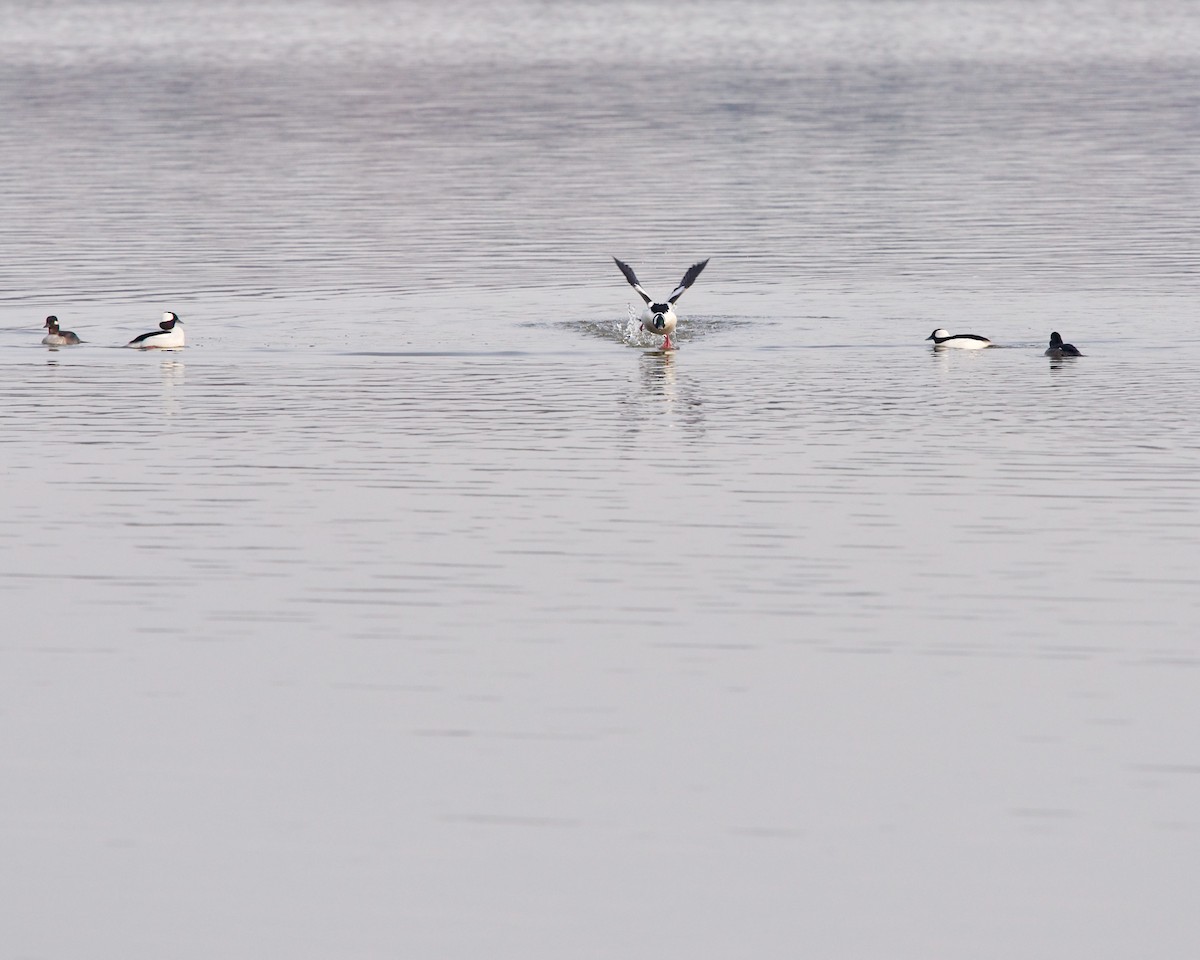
[44, 315, 58, 329]
[1049, 331, 1063, 347]
[160, 312, 179, 330]
[652, 313, 665, 330]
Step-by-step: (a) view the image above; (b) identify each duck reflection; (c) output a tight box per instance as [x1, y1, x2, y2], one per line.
[640, 347, 678, 397]
[632, 348, 704, 434]
[160, 359, 185, 416]
[927, 345, 953, 370]
[1047, 355, 1081, 372]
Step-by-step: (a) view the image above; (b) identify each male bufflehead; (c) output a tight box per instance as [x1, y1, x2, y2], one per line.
[127, 311, 185, 349]
[42, 316, 80, 346]
[613, 257, 710, 350]
[926, 328, 992, 349]
[1045, 331, 1082, 357]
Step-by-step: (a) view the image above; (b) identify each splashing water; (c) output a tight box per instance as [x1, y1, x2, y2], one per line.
[567, 304, 739, 348]
[622, 303, 656, 347]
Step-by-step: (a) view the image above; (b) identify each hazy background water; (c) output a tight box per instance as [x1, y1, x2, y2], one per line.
[2, 2, 1199, 957]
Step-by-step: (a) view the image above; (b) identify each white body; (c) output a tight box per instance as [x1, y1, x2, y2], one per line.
[42, 332, 80, 346]
[926, 328, 991, 349]
[128, 312, 186, 349]
[640, 304, 678, 340]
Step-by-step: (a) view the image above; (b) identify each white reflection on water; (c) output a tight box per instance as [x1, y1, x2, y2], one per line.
[6, 287, 1197, 648]
[6, 299, 1200, 957]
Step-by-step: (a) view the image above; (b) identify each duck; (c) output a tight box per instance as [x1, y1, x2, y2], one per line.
[41, 316, 81, 346]
[926, 328, 992, 349]
[127, 311, 185, 349]
[613, 257, 710, 350]
[1044, 331, 1082, 357]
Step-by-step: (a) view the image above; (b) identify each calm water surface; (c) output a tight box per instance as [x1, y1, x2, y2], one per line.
[2, 2, 1199, 957]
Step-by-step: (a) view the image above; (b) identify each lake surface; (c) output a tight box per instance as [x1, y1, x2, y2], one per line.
[2, 2, 1199, 957]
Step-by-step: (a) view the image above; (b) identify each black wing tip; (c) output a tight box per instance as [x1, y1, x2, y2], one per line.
[612, 257, 651, 301]
[676, 258, 710, 291]
[612, 256, 637, 280]
[666, 257, 711, 302]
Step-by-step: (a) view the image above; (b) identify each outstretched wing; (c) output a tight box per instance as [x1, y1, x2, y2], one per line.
[667, 258, 710, 303]
[612, 257, 652, 305]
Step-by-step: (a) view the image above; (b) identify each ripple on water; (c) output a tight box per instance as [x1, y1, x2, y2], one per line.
[4, 3, 1200, 954]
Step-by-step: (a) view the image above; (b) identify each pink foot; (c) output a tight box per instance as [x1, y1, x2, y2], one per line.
[662, 335, 673, 350]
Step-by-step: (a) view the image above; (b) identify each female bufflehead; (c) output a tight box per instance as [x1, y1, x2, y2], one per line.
[127, 311, 185, 349]
[1045, 331, 1082, 357]
[613, 256, 710, 350]
[42, 316, 81, 346]
[926, 328, 992, 349]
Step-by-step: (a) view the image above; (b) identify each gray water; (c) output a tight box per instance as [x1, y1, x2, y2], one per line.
[2, 2, 1199, 957]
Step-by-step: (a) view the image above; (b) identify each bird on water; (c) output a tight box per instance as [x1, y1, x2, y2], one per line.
[42, 316, 81, 346]
[127, 311, 186, 349]
[613, 257, 710, 350]
[1044, 331, 1082, 357]
[925, 328, 992, 349]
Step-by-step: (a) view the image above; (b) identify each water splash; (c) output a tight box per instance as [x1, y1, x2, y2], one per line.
[568, 303, 654, 347]
[569, 307, 745, 348]
[621, 303, 655, 347]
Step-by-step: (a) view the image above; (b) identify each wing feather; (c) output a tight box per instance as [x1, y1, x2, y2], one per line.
[667, 258, 710, 303]
[612, 257, 652, 304]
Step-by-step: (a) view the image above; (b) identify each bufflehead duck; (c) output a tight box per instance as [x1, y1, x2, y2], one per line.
[613, 257, 710, 350]
[1045, 331, 1082, 357]
[926, 328, 992, 349]
[127, 311, 185, 349]
[42, 316, 80, 346]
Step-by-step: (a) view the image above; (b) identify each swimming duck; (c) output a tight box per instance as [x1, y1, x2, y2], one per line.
[127, 311, 185, 349]
[613, 257, 710, 350]
[42, 316, 80, 346]
[1044, 331, 1082, 357]
[926, 328, 992, 349]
